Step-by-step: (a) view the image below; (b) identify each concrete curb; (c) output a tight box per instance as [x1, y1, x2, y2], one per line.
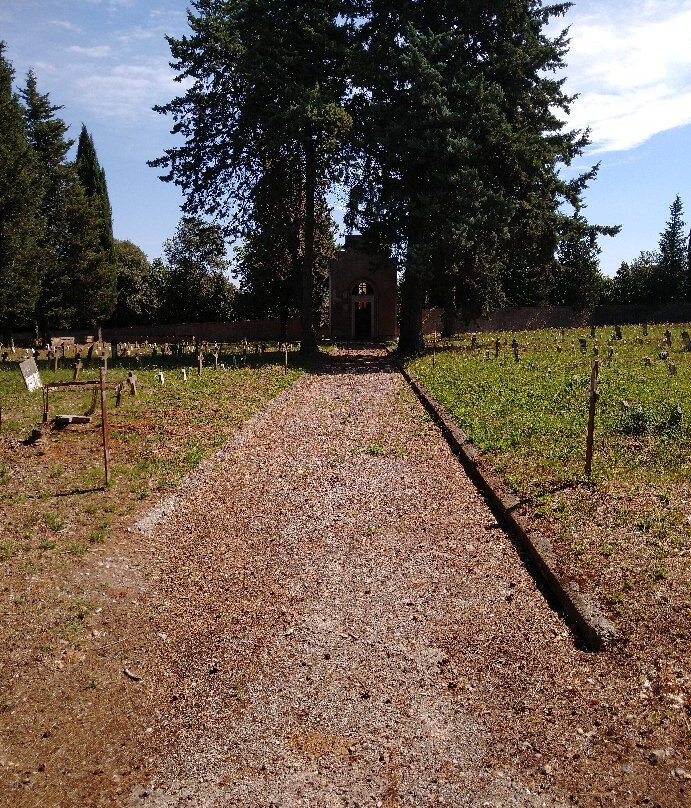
[395, 358, 618, 652]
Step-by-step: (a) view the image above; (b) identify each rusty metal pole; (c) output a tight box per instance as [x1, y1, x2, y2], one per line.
[99, 367, 111, 487]
[585, 360, 600, 476]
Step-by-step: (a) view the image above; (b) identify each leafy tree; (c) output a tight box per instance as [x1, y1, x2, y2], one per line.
[159, 217, 235, 323]
[655, 194, 686, 302]
[610, 251, 659, 304]
[234, 153, 335, 340]
[151, 0, 352, 353]
[109, 240, 159, 326]
[0, 44, 42, 340]
[550, 213, 619, 309]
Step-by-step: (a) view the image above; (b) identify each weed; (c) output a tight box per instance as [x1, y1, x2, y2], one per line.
[0, 542, 15, 561]
[88, 529, 108, 545]
[364, 443, 385, 456]
[44, 512, 64, 531]
[38, 540, 57, 551]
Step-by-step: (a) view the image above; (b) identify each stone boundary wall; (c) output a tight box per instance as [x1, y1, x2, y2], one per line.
[422, 303, 691, 335]
[41, 317, 329, 345]
[7, 303, 691, 346]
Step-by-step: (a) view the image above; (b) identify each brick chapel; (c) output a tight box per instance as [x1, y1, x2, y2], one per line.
[328, 235, 398, 341]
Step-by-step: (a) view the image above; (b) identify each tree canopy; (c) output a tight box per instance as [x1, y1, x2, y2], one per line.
[151, 0, 352, 352]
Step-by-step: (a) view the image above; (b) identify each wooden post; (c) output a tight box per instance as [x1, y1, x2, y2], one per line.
[284, 343, 289, 375]
[432, 332, 436, 368]
[197, 352, 203, 376]
[512, 338, 519, 363]
[53, 352, 59, 372]
[585, 360, 600, 477]
[100, 367, 110, 487]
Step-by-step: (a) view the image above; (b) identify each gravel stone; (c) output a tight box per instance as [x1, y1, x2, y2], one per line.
[124, 350, 684, 807]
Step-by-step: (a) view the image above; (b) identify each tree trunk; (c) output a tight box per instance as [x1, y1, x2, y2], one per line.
[279, 306, 288, 345]
[300, 138, 318, 356]
[442, 277, 457, 337]
[398, 264, 425, 354]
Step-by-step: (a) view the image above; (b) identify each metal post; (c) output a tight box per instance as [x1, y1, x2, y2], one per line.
[99, 367, 111, 487]
[585, 360, 599, 476]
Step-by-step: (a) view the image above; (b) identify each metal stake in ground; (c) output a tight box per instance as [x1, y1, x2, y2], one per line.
[284, 343, 289, 376]
[99, 367, 111, 487]
[585, 359, 600, 476]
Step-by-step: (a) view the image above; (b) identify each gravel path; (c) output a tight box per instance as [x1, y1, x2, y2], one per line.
[124, 351, 610, 807]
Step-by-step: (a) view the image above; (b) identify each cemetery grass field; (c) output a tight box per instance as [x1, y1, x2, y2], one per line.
[0, 346, 302, 804]
[408, 323, 691, 663]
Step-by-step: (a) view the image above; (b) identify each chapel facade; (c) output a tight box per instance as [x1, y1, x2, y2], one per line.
[328, 235, 398, 341]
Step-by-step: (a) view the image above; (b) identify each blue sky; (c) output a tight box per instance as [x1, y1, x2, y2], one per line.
[2, 0, 691, 277]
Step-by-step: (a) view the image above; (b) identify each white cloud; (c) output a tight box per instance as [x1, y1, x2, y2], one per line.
[562, 0, 691, 152]
[49, 19, 83, 33]
[71, 60, 183, 123]
[67, 44, 112, 58]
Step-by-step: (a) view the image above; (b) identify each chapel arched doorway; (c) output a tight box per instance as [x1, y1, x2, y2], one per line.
[352, 281, 375, 340]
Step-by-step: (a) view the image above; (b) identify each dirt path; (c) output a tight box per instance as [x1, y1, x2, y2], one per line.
[125, 351, 687, 807]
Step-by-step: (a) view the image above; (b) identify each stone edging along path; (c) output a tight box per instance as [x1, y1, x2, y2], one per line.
[394, 357, 617, 652]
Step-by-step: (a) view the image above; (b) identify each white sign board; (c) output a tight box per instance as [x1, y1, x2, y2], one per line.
[19, 358, 43, 392]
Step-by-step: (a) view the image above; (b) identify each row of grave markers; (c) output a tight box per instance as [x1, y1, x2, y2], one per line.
[426, 324, 688, 478]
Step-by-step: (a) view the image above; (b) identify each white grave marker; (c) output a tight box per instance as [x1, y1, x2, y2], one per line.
[19, 358, 43, 392]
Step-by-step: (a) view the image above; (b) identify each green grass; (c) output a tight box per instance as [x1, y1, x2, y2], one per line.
[407, 323, 691, 634]
[410, 324, 690, 496]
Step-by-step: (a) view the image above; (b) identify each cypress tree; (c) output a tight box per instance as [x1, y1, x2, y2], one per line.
[76, 124, 114, 256]
[74, 124, 117, 326]
[0, 43, 42, 341]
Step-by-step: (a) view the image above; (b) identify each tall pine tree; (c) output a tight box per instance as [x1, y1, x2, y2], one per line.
[0, 44, 42, 340]
[151, 0, 352, 353]
[656, 194, 686, 303]
[348, 1, 616, 351]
